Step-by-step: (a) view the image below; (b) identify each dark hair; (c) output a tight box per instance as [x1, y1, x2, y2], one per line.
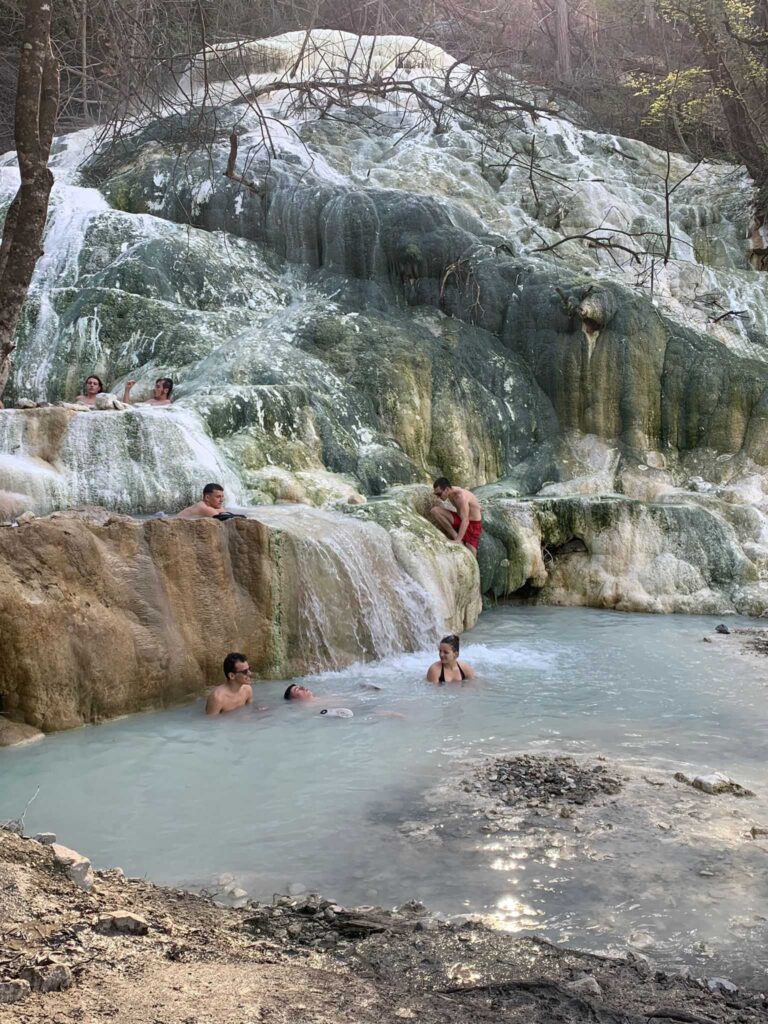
[440, 634, 460, 654]
[85, 375, 105, 392]
[284, 684, 298, 700]
[223, 652, 247, 678]
[203, 482, 224, 496]
[155, 377, 173, 397]
[433, 477, 451, 490]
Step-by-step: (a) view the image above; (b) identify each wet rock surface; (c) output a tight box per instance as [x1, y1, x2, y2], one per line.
[469, 755, 623, 810]
[673, 772, 755, 798]
[2, 829, 767, 1023]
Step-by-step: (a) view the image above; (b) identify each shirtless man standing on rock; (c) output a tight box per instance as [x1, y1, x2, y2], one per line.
[430, 476, 483, 556]
[206, 652, 253, 715]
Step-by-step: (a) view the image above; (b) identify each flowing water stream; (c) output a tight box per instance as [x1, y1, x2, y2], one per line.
[2, 607, 767, 984]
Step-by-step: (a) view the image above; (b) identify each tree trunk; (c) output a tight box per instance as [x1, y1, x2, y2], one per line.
[0, 0, 59, 400]
[690, 18, 764, 180]
[554, 0, 572, 81]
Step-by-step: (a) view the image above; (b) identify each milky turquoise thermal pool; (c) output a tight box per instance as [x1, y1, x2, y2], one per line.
[2, 607, 767, 983]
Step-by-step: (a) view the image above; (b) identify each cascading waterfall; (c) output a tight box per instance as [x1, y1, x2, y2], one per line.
[254, 505, 441, 670]
[0, 406, 245, 514]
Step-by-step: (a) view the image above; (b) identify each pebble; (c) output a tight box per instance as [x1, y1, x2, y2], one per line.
[95, 910, 149, 935]
[0, 980, 30, 1004]
[33, 832, 56, 845]
[566, 975, 603, 999]
[20, 964, 73, 993]
[707, 976, 738, 994]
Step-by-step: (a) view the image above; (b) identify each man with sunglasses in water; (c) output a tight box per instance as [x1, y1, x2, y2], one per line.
[430, 476, 483, 556]
[205, 652, 253, 715]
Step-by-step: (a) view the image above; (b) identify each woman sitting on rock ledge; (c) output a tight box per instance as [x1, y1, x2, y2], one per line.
[426, 634, 475, 684]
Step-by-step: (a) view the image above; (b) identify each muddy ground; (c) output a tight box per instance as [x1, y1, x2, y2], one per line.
[2, 822, 767, 1024]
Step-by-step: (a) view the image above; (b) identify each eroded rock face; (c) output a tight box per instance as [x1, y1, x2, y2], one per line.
[0, 507, 477, 736]
[478, 491, 768, 615]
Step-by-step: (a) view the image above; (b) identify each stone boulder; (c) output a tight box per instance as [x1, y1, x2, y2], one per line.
[51, 843, 95, 890]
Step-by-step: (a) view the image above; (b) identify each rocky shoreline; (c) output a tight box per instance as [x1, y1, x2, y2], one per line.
[2, 809, 767, 1023]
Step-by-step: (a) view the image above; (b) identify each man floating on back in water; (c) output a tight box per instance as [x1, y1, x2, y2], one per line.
[430, 476, 483, 557]
[206, 652, 253, 715]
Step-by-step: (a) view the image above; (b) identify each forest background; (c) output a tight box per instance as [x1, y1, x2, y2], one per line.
[2, 0, 768, 394]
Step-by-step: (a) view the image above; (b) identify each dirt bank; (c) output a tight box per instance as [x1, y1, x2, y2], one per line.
[1, 830, 766, 1024]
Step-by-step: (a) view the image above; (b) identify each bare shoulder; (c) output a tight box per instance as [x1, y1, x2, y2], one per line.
[426, 662, 441, 682]
[459, 660, 476, 679]
[205, 687, 223, 715]
[243, 683, 253, 704]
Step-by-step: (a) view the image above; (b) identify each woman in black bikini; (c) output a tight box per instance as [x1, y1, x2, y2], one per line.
[426, 634, 475, 684]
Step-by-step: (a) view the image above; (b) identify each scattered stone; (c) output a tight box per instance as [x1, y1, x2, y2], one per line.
[19, 964, 73, 993]
[674, 772, 755, 797]
[702, 636, 712, 643]
[749, 825, 768, 838]
[472, 755, 622, 812]
[0, 979, 30, 1004]
[715, 624, 731, 635]
[707, 977, 738, 994]
[395, 1009, 416, 1019]
[33, 832, 56, 845]
[95, 911, 149, 935]
[626, 951, 652, 979]
[566, 975, 603, 999]
[50, 843, 94, 890]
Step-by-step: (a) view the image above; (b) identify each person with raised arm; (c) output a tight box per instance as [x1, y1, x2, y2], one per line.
[122, 377, 174, 406]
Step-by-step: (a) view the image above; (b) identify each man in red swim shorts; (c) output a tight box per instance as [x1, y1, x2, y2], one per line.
[430, 477, 483, 557]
